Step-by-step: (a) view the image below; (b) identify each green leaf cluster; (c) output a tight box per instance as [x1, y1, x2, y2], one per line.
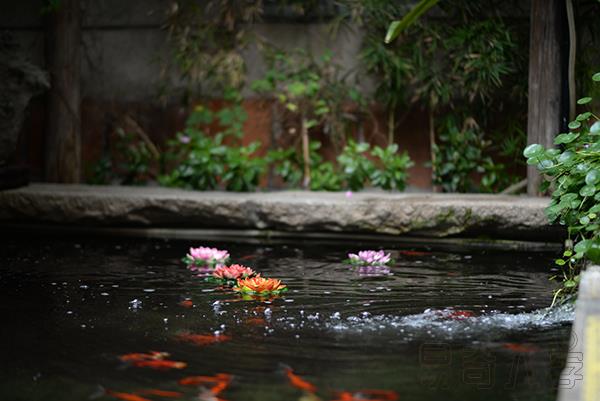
[524, 71, 600, 304]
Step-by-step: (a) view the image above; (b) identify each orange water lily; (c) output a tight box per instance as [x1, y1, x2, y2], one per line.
[234, 276, 287, 294]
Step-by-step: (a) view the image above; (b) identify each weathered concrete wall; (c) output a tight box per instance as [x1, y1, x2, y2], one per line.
[2, 0, 435, 188]
[0, 184, 562, 242]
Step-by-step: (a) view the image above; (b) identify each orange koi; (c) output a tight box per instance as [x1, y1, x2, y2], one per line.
[132, 359, 187, 370]
[285, 367, 317, 393]
[239, 254, 258, 260]
[137, 389, 184, 398]
[502, 343, 540, 353]
[398, 250, 430, 257]
[178, 373, 232, 387]
[179, 299, 194, 308]
[106, 390, 152, 401]
[119, 351, 169, 362]
[176, 333, 231, 346]
[333, 390, 399, 401]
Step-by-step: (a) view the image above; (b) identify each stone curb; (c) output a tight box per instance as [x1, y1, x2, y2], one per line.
[0, 184, 563, 242]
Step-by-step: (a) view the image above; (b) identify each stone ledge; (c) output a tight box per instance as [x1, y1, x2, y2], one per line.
[0, 184, 563, 241]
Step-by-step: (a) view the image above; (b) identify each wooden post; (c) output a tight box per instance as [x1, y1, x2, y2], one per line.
[45, 0, 81, 183]
[527, 0, 565, 195]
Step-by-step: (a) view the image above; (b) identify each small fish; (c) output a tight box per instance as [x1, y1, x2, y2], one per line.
[447, 310, 475, 319]
[132, 359, 187, 370]
[284, 367, 317, 393]
[179, 373, 232, 388]
[333, 389, 399, 401]
[119, 351, 169, 362]
[106, 390, 152, 401]
[502, 343, 540, 353]
[176, 333, 231, 346]
[398, 250, 430, 257]
[239, 254, 258, 261]
[137, 389, 184, 398]
[179, 299, 194, 308]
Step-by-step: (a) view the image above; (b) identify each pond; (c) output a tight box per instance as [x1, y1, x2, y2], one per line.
[0, 236, 573, 401]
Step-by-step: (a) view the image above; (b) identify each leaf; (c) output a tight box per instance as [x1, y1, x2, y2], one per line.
[555, 258, 566, 266]
[576, 112, 592, 122]
[564, 280, 577, 288]
[568, 121, 582, 130]
[554, 133, 579, 144]
[577, 97, 592, 105]
[384, 0, 440, 43]
[586, 169, 600, 186]
[591, 121, 600, 135]
[580, 185, 596, 197]
[523, 143, 544, 158]
[593, 72, 600, 82]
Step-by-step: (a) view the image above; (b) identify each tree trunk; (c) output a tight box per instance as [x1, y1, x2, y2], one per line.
[526, 0, 565, 195]
[301, 117, 311, 189]
[45, 0, 81, 183]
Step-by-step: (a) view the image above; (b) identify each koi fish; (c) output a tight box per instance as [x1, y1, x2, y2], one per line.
[333, 389, 399, 401]
[239, 254, 258, 260]
[502, 343, 540, 353]
[132, 359, 187, 370]
[178, 373, 232, 389]
[106, 390, 152, 401]
[447, 310, 475, 319]
[398, 250, 430, 257]
[179, 299, 194, 308]
[119, 351, 169, 362]
[137, 389, 184, 398]
[176, 333, 231, 346]
[284, 367, 317, 393]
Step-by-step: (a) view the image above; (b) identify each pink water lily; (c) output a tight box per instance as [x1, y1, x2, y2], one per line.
[185, 246, 230, 271]
[348, 250, 392, 266]
[213, 264, 256, 280]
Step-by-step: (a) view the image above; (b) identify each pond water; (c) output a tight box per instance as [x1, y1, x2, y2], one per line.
[0, 236, 573, 401]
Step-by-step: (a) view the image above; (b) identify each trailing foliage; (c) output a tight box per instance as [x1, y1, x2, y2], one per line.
[524, 71, 600, 305]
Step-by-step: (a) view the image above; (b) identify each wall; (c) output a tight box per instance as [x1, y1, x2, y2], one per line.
[3, 0, 432, 189]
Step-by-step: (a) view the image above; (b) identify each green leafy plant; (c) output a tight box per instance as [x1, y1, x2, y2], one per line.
[337, 141, 375, 191]
[370, 144, 414, 191]
[524, 71, 600, 305]
[160, 103, 264, 192]
[252, 47, 364, 188]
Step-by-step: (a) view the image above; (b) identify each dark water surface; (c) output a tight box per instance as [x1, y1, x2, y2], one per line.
[0, 237, 573, 401]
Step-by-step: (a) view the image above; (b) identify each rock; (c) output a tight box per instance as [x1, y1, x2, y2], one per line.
[0, 184, 562, 242]
[0, 32, 49, 166]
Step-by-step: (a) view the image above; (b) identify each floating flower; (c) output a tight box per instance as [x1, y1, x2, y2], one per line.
[183, 246, 230, 272]
[347, 250, 392, 266]
[213, 264, 256, 280]
[234, 276, 287, 295]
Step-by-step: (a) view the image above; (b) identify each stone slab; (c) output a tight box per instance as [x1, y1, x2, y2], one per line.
[0, 184, 562, 242]
[558, 266, 600, 401]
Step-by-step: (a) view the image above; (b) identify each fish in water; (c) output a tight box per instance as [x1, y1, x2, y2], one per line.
[132, 359, 187, 370]
[179, 299, 194, 308]
[333, 389, 399, 401]
[502, 343, 540, 353]
[105, 390, 152, 401]
[447, 310, 475, 319]
[119, 351, 169, 362]
[283, 366, 317, 393]
[137, 389, 184, 398]
[176, 333, 231, 346]
[179, 373, 232, 395]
